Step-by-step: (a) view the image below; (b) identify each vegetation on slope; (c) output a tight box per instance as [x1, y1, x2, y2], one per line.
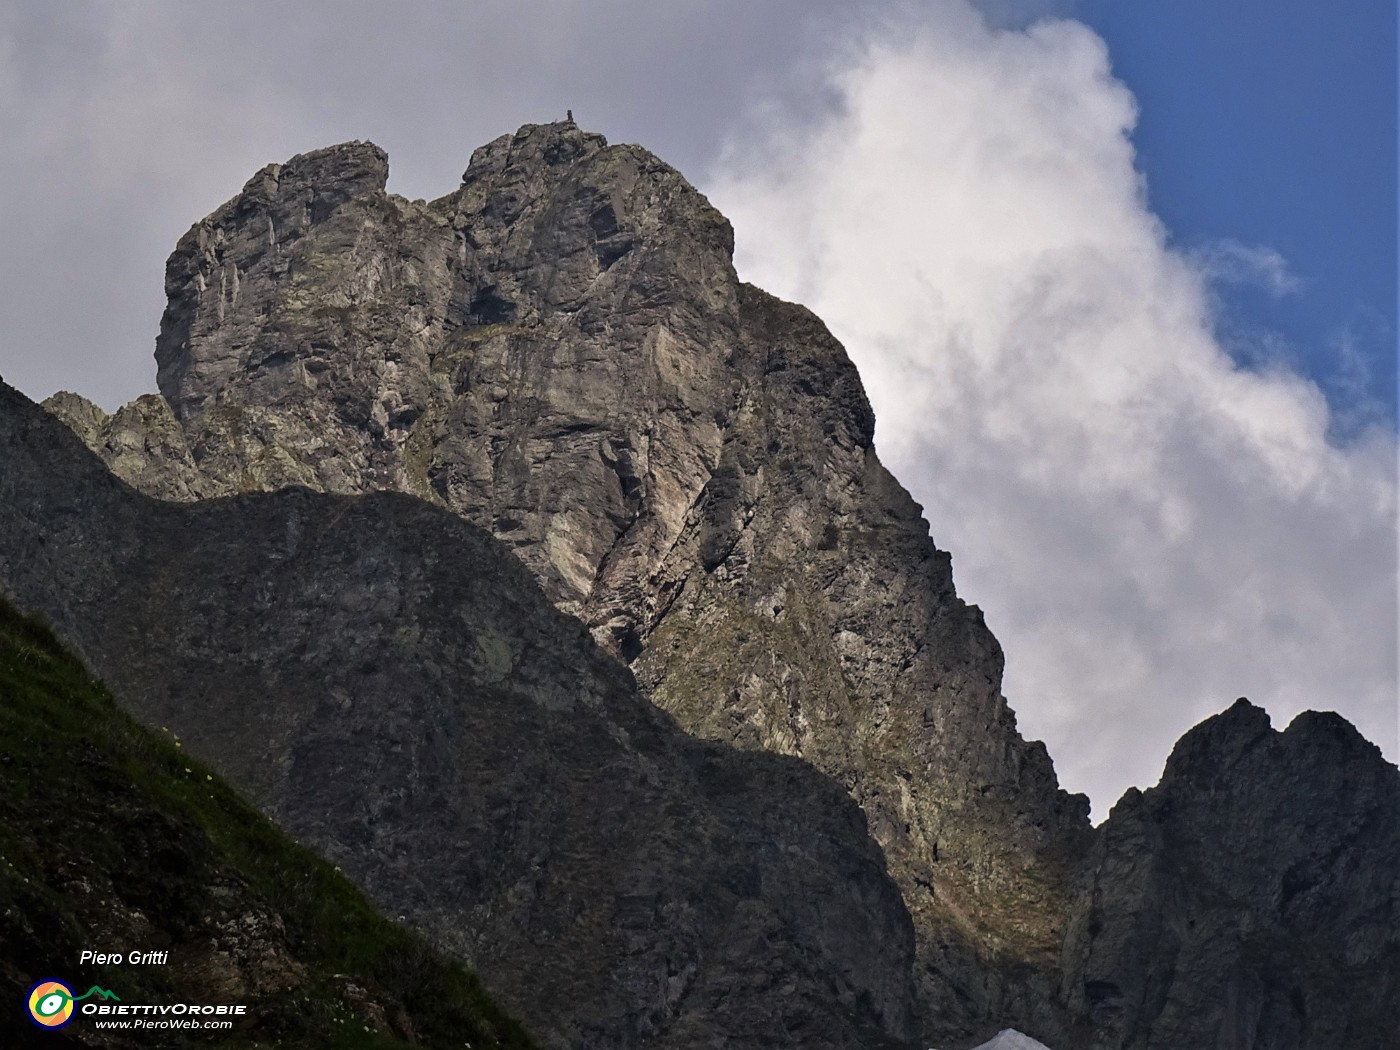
[0, 596, 535, 1049]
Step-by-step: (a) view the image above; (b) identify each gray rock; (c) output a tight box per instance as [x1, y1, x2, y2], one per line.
[1060, 699, 1400, 1048]
[51, 123, 1090, 1041]
[2, 379, 920, 1050]
[44, 388, 209, 500]
[931, 1028, 1058, 1050]
[40, 388, 109, 445]
[42, 123, 1400, 1049]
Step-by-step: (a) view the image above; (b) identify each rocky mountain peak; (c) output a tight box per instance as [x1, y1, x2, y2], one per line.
[1157, 696, 1274, 779]
[275, 139, 390, 197]
[1157, 695, 1393, 805]
[50, 123, 1089, 1040]
[37, 122, 1399, 1049]
[1061, 694, 1399, 1047]
[154, 139, 396, 419]
[462, 120, 611, 184]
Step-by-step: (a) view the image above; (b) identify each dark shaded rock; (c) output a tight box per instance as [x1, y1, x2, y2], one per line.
[1060, 699, 1400, 1049]
[1, 380, 919, 1049]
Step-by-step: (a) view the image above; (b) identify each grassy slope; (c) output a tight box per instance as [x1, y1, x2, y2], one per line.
[0, 596, 535, 1049]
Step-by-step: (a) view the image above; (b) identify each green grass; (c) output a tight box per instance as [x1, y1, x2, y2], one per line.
[0, 597, 535, 1049]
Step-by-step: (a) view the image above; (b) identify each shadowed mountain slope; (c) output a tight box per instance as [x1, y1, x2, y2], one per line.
[1, 379, 919, 1050]
[0, 594, 534, 1050]
[1060, 699, 1400, 1049]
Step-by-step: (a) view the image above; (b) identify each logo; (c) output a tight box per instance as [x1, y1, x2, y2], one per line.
[26, 981, 120, 1029]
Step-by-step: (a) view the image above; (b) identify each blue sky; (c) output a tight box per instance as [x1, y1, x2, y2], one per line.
[1080, 0, 1397, 435]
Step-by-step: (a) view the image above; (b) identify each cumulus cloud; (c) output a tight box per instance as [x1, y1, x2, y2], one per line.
[707, 1, 1399, 817]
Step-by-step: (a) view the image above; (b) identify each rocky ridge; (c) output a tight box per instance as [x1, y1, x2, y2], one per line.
[46, 122, 1091, 1038]
[1059, 699, 1400, 1047]
[37, 123, 1400, 1049]
[959, 1032, 1057, 1050]
[2, 379, 919, 1049]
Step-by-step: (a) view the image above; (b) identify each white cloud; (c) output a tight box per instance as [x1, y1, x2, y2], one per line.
[1190, 237, 1302, 297]
[1321, 313, 1395, 441]
[707, 1, 1399, 817]
[0, 3, 320, 408]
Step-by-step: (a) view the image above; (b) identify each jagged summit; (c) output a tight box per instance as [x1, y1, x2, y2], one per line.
[1061, 692, 1400, 1046]
[1159, 694, 1391, 787]
[1155, 695, 1275, 779]
[36, 123, 1400, 1049]
[46, 121, 1088, 1040]
[462, 121, 611, 184]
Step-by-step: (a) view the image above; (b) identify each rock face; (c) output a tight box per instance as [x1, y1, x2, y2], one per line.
[1, 380, 919, 1050]
[43, 389, 208, 500]
[1060, 700, 1400, 1049]
[39, 123, 1400, 1049]
[51, 122, 1091, 1039]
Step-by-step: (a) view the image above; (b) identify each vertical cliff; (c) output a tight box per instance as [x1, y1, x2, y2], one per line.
[40, 123, 1399, 1048]
[2, 379, 921, 1049]
[48, 124, 1091, 1035]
